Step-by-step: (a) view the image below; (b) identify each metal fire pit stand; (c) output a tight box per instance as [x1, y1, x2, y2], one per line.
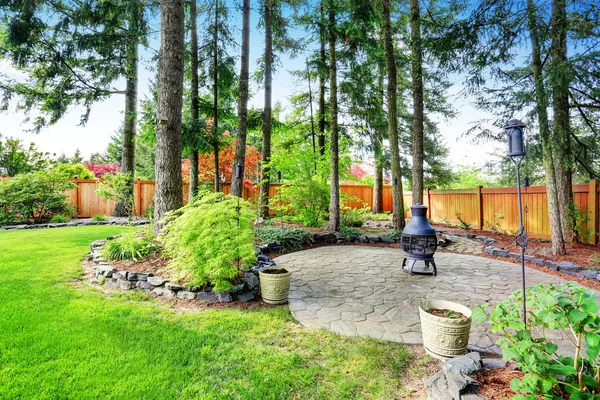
[402, 256, 437, 276]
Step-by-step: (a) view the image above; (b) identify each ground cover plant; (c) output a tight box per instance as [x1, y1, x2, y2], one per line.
[255, 227, 313, 252]
[0, 226, 417, 399]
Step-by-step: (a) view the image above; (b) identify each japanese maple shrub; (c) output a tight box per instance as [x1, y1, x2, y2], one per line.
[159, 191, 256, 292]
[473, 282, 600, 399]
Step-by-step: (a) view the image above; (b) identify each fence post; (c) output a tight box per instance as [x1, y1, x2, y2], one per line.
[75, 179, 81, 217]
[426, 188, 431, 219]
[136, 178, 142, 217]
[476, 185, 483, 230]
[588, 179, 598, 245]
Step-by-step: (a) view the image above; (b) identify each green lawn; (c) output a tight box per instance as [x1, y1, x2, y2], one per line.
[0, 226, 413, 399]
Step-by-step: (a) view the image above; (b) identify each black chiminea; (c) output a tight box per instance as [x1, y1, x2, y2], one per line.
[401, 204, 437, 276]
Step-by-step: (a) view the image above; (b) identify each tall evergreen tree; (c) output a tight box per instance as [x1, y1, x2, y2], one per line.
[259, 0, 274, 218]
[410, 0, 424, 204]
[188, 0, 200, 200]
[231, 0, 251, 198]
[327, 0, 340, 232]
[154, 0, 185, 231]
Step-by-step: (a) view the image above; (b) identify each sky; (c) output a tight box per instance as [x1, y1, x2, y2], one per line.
[0, 5, 502, 167]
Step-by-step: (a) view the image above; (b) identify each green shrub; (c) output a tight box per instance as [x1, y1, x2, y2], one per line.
[338, 226, 364, 241]
[102, 230, 157, 261]
[455, 212, 471, 230]
[52, 163, 94, 180]
[275, 179, 329, 227]
[50, 215, 71, 223]
[255, 227, 313, 252]
[385, 229, 403, 240]
[340, 207, 368, 227]
[0, 170, 76, 225]
[473, 282, 600, 398]
[92, 214, 108, 222]
[160, 191, 256, 292]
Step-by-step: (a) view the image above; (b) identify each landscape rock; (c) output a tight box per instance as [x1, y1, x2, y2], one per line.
[176, 290, 197, 300]
[165, 282, 182, 291]
[126, 272, 137, 281]
[445, 352, 483, 375]
[152, 287, 176, 298]
[197, 292, 218, 302]
[543, 260, 559, 270]
[236, 291, 256, 302]
[216, 293, 233, 303]
[558, 261, 578, 271]
[136, 273, 150, 281]
[242, 272, 259, 290]
[578, 270, 598, 280]
[379, 236, 395, 244]
[530, 258, 545, 266]
[148, 276, 168, 286]
[482, 358, 507, 369]
[90, 240, 106, 250]
[118, 279, 134, 290]
[136, 281, 154, 290]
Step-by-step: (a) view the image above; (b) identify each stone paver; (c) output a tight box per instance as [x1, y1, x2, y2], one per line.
[277, 245, 598, 354]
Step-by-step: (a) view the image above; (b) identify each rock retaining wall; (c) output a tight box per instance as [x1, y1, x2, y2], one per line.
[89, 238, 260, 303]
[1, 219, 148, 231]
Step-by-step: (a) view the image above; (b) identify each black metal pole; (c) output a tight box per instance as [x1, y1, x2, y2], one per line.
[511, 156, 529, 324]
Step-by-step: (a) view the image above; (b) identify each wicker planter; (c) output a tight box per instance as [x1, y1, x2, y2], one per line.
[419, 299, 472, 360]
[259, 267, 292, 305]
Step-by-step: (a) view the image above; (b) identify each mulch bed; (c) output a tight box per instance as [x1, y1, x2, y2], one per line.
[475, 365, 523, 400]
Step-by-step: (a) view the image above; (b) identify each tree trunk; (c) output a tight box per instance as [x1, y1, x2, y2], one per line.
[259, 0, 273, 218]
[410, 0, 424, 205]
[527, 0, 566, 255]
[113, 5, 139, 217]
[382, 0, 405, 230]
[372, 129, 384, 214]
[317, 0, 326, 156]
[154, 0, 185, 231]
[188, 0, 199, 201]
[307, 60, 317, 159]
[212, 0, 220, 193]
[551, 0, 574, 242]
[230, 0, 250, 198]
[327, 1, 340, 233]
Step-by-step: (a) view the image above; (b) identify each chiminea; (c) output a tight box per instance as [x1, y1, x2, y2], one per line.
[401, 204, 437, 276]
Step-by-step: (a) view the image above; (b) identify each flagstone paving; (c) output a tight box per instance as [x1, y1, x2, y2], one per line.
[276, 245, 597, 355]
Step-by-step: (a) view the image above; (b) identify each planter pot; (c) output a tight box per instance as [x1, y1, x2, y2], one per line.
[419, 298, 472, 360]
[259, 267, 292, 305]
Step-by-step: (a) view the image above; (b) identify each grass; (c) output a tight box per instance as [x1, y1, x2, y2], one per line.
[0, 226, 414, 399]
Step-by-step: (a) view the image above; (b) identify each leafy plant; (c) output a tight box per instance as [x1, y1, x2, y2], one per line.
[473, 282, 600, 398]
[455, 212, 472, 230]
[441, 217, 454, 228]
[340, 207, 369, 227]
[102, 230, 157, 261]
[51, 163, 94, 180]
[274, 180, 329, 227]
[0, 170, 76, 225]
[567, 202, 595, 244]
[96, 172, 134, 215]
[255, 227, 313, 252]
[338, 226, 364, 241]
[50, 215, 71, 223]
[92, 214, 108, 222]
[160, 191, 256, 292]
[385, 229, 403, 240]
[367, 212, 392, 221]
[485, 210, 505, 234]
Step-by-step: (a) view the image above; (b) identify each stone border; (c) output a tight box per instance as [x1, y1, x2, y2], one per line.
[438, 229, 600, 282]
[1, 219, 149, 231]
[88, 238, 260, 303]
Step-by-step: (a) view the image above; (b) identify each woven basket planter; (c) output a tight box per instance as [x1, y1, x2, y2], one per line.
[419, 299, 472, 360]
[259, 267, 292, 305]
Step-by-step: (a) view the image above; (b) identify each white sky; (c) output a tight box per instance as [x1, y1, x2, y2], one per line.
[0, 15, 501, 167]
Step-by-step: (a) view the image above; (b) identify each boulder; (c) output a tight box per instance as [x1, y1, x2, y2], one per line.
[578, 270, 598, 280]
[197, 292, 218, 302]
[165, 282, 182, 291]
[236, 291, 256, 302]
[136, 281, 154, 290]
[445, 352, 483, 375]
[118, 279, 134, 290]
[482, 358, 507, 369]
[558, 261, 578, 271]
[242, 272, 259, 290]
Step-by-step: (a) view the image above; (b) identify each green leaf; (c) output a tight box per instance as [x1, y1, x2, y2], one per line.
[582, 299, 599, 314]
[582, 374, 599, 388]
[510, 377, 524, 391]
[586, 332, 600, 348]
[545, 342, 558, 354]
[547, 364, 577, 376]
[570, 309, 588, 323]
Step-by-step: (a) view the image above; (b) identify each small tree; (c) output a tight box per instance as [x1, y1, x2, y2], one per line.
[0, 136, 52, 177]
[52, 164, 95, 180]
[96, 172, 135, 217]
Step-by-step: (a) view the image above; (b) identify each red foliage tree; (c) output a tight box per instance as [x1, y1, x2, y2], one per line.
[84, 162, 121, 178]
[350, 164, 368, 179]
[182, 138, 261, 190]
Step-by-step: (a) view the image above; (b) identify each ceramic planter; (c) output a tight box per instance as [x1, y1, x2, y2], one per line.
[419, 299, 472, 360]
[259, 267, 292, 305]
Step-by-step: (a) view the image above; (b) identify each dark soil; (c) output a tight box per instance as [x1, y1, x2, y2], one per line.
[261, 268, 288, 274]
[111, 251, 170, 277]
[426, 307, 467, 320]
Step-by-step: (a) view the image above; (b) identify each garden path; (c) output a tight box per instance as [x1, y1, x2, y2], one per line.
[277, 246, 597, 355]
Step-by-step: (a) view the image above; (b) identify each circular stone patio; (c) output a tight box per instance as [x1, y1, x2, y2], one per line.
[276, 246, 596, 354]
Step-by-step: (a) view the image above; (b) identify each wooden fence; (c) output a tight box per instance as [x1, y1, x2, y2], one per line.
[10, 177, 600, 244]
